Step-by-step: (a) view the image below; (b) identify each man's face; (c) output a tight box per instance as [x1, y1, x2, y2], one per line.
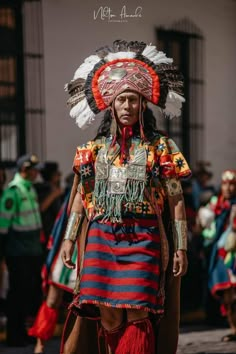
[114, 91, 140, 126]
[25, 168, 39, 182]
[221, 181, 236, 200]
[0, 169, 6, 190]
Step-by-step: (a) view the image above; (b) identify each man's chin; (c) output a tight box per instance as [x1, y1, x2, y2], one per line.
[120, 118, 137, 126]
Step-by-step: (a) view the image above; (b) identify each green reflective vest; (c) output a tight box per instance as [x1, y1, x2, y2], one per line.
[0, 173, 43, 256]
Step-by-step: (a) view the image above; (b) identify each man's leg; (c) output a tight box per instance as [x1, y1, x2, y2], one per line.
[115, 309, 155, 354]
[6, 257, 29, 345]
[222, 288, 236, 341]
[29, 284, 64, 353]
[157, 274, 181, 354]
[100, 305, 124, 353]
[61, 311, 102, 354]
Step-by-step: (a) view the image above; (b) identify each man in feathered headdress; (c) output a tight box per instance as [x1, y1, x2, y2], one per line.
[61, 40, 191, 354]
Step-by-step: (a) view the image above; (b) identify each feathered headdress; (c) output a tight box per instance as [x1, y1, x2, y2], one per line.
[65, 40, 185, 129]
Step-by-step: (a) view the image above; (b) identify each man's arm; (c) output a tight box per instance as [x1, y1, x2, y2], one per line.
[61, 188, 85, 269]
[163, 178, 188, 277]
[0, 188, 16, 257]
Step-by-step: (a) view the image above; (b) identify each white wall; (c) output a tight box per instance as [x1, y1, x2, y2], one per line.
[42, 0, 236, 185]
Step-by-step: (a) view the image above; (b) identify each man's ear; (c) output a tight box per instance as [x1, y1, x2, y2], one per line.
[142, 100, 147, 112]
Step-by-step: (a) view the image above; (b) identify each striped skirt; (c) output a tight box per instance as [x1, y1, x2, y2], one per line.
[78, 217, 163, 315]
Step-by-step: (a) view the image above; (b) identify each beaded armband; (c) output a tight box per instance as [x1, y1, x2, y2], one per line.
[164, 178, 183, 197]
[172, 220, 188, 250]
[63, 212, 85, 243]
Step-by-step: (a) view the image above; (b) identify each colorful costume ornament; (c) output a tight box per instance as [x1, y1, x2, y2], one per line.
[201, 170, 236, 341]
[61, 39, 191, 354]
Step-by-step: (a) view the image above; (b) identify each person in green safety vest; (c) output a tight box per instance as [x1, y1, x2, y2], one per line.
[0, 154, 44, 347]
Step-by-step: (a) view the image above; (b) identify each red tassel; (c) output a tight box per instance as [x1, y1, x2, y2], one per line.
[102, 323, 125, 353]
[120, 126, 133, 164]
[28, 301, 59, 341]
[116, 318, 155, 354]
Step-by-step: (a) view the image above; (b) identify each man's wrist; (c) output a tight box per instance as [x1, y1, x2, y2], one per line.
[63, 211, 85, 243]
[172, 220, 188, 251]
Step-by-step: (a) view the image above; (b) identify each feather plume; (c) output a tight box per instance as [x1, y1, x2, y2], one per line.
[164, 91, 185, 118]
[142, 45, 173, 65]
[127, 41, 146, 54]
[96, 45, 112, 59]
[112, 40, 129, 52]
[73, 55, 101, 80]
[105, 52, 136, 61]
[69, 98, 95, 129]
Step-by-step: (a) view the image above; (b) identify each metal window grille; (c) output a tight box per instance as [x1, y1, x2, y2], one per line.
[156, 18, 205, 167]
[0, 0, 45, 167]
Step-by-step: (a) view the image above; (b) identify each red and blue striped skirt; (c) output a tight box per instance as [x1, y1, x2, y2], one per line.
[78, 217, 163, 315]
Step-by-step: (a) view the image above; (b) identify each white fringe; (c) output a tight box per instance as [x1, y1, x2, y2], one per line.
[142, 45, 173, 65]
[105, 52, 136, 61]
[164, 91, 185, 118]
[70, 98, 96, 129]
[73, 55, 101, 80]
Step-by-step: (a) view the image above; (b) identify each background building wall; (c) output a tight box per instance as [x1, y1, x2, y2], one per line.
[42, 0, 236, 185]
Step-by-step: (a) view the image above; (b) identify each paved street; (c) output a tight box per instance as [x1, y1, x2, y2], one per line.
[0, 337, 60, 354]
[0, 325, 236, 354]
[177, 325, 236, 353]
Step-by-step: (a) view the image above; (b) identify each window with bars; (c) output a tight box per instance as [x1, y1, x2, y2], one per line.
[0, 4, 23, 166]
[156, 19, 205, 167]
[0, 0, 45, 167]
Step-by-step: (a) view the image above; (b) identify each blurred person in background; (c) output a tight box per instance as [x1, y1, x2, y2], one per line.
[0, 162, 7, 326]
[199, 170, 236, 340]
[0, 154, 43, 347]
[180, 180, 205, 315]
[35, 161, 64, 257]
[28, 174, 76, 354]
[0, 162, 6, 194]
[192, 162, 215, 211]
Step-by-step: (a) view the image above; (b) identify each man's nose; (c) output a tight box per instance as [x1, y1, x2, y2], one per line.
[124, 99, 131, 109]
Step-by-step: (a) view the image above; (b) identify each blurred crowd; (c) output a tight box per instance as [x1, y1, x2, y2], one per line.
[180, 162, 217, 317]
[0, 154, 73, 349]
[0, 155, 236, 349]
[181, 162, 236, 343]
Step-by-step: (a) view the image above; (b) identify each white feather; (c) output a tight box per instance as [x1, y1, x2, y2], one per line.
[105, 52, 136, 61]
[142, 45, 173, 64]
[168, 91, 185, 103]
[69, 98, 96, 129]
[164, 91, 185, 118]
[73, 55, 101, 80]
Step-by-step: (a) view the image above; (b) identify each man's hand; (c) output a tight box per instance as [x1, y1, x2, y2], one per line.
[61, 240, 76, 269]
[173, 250, 188, 277]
